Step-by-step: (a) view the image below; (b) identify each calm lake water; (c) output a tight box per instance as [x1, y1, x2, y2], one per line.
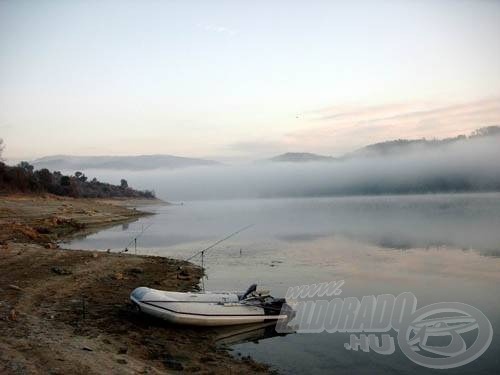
[65, 193, 500, 374]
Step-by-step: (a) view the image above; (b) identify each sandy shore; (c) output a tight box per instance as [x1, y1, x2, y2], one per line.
[0, 195, 269, 374]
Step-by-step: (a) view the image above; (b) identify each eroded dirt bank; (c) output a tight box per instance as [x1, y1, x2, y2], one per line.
[0, 195, 269, 374]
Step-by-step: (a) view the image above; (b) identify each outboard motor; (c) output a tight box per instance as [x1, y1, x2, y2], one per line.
[262, 298, 288, 316]
[240, 283, 257, 300]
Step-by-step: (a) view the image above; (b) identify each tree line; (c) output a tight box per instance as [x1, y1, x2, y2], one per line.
[0, 143, 155, 199]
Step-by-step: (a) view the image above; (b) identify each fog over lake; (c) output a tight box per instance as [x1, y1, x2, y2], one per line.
[69, 134, 500, 201]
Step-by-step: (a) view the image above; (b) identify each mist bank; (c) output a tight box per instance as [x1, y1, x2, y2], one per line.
[66, 134, 499, 201]
[32, 154, 220, 171]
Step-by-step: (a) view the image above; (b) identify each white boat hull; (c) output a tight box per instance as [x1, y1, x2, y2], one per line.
[130, 287, 288, 326]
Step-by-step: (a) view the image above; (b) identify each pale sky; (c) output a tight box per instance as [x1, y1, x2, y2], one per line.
[1, 0, 499, 161]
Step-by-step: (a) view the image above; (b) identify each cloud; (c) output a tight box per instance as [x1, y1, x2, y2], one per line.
[286, 97, 500, 154]
[222, 98, 500, 158]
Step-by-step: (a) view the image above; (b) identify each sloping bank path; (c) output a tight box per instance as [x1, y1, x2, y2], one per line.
[0, 195, 269, 374]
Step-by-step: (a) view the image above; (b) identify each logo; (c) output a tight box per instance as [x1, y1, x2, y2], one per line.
[398, 302, 493, 369]
[277, 282, 493, 369]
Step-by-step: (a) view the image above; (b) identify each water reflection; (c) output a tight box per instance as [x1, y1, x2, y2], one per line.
[66, 194, 500, 257]
[214, 322, 292, 347]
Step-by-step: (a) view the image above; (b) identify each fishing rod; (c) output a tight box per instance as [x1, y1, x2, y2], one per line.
[183, 224, 253, 292]
[122, 223, 153, 254]
[184, 224, 254, 262]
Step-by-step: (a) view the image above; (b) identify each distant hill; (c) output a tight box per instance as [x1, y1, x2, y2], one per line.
[350, 125, 500, 158]
[267, 126, 500, 162]
[266, 152, 335, 163]
[32, 154, 221, 171]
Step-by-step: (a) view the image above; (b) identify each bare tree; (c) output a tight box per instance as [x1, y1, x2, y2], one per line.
[0, 138, 4, 161]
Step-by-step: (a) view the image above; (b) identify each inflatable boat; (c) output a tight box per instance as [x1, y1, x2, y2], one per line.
[130, 284, 290, 326]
